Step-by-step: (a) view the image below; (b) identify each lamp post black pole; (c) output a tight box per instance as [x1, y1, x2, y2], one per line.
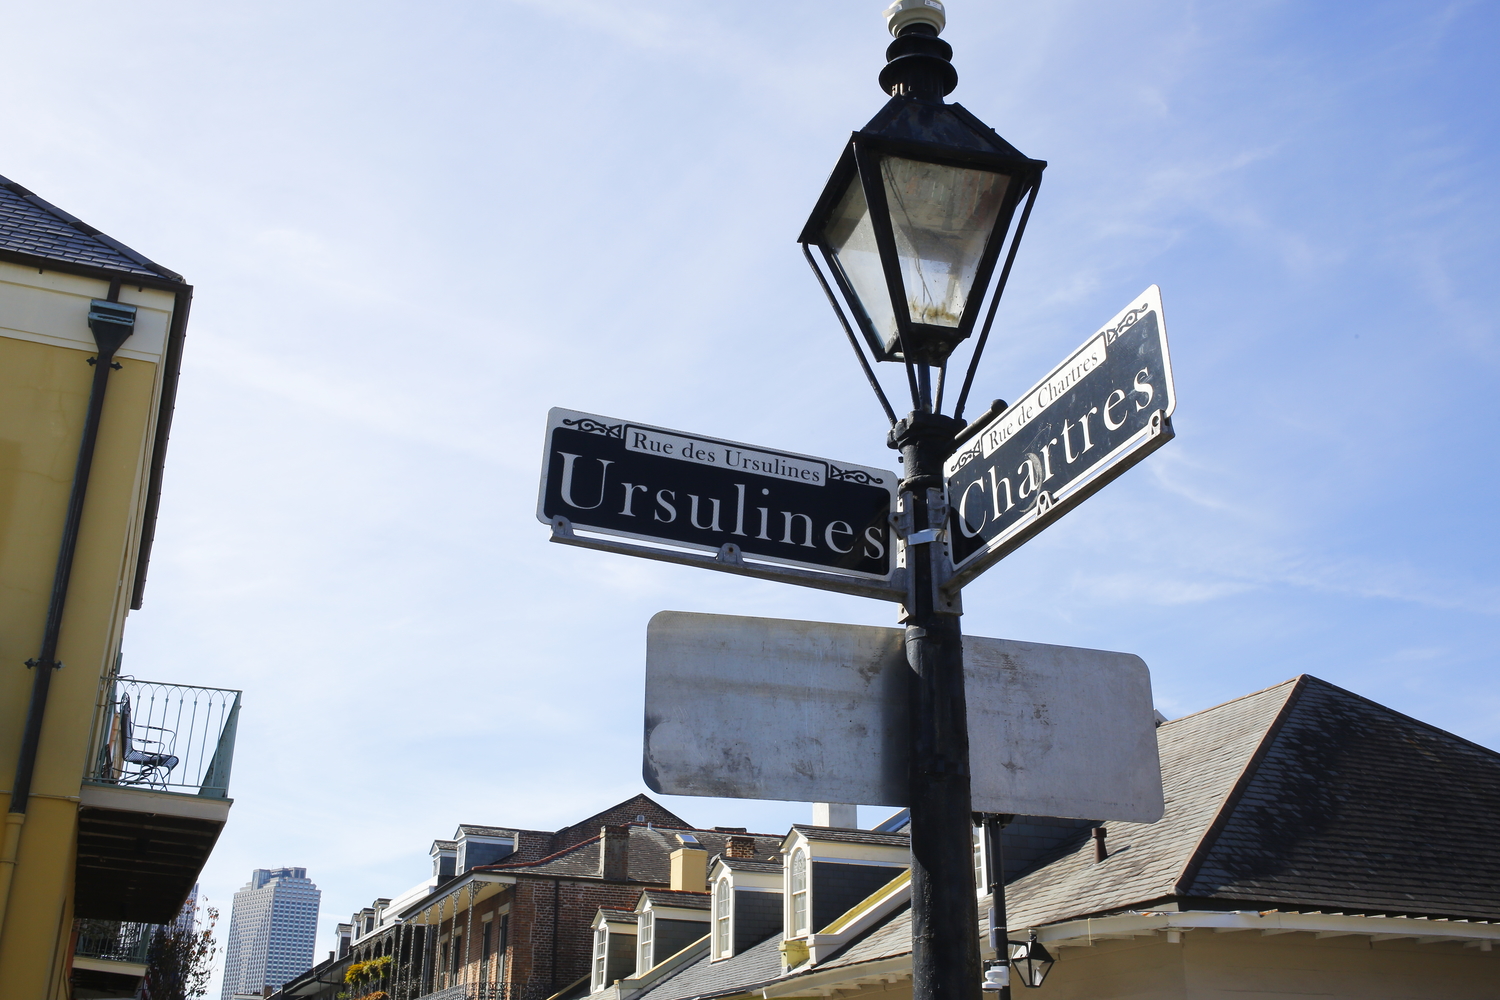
[799, 5, 1046, 997]
[893, 410, 981, 1000]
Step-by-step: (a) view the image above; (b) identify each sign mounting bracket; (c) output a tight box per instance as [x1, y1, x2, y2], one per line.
[550, 516, 909, 603]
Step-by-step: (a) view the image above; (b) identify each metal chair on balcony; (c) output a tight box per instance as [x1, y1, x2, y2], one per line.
[113, 693, 180, 789]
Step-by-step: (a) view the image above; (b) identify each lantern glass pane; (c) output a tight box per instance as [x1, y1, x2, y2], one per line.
[823, 175, 900, 351]
[880, 155, 1009, 328]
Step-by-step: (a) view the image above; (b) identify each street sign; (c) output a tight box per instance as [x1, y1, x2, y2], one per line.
[643, 611, 1165, 823]
[538, 408, 898, 584]
[944, 286, 1177, 590]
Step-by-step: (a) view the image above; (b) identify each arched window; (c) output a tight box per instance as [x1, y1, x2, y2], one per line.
[790, 850, 809, 935]
[714, 877, 732, 958]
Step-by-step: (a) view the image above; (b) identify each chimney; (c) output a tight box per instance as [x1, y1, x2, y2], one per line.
[727, 836, 756, 859]
[812, 803, 858, 828]
[1093, 826, 1108, 863]
[669, 847, 707, 892]
[600, 824, 631, 880]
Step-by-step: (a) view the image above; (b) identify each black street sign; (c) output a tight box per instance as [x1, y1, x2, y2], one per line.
[944, 286, 1177, 589]
[539, 408, 898, 581]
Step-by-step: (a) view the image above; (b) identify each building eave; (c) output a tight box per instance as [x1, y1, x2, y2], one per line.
[1028, 908, 1500, 952]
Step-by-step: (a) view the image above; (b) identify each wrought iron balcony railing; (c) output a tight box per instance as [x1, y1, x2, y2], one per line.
[415, 985, 514, 1000]
[74, 918, 152, 964]
[86, 675, 242, 798]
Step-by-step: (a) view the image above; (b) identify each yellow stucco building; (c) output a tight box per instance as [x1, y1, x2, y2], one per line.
[1, 174, 236, 998]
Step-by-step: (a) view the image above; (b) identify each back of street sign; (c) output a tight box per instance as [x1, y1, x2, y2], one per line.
[944, 285, 1177, 591]
[643, 611, 1165, 823]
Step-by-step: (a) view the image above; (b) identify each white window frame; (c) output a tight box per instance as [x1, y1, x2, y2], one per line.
[713, 877, 732, 959]
[789, 849, 809, 936]
[636, 908, 654, 974]
[591, 923, 609, 992]
[973, 826, 986, 891]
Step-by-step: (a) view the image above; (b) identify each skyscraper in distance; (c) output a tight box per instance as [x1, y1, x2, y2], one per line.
[221, 868, 321, 999]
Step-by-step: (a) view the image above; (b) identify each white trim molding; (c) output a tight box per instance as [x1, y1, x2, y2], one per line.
[1029, 909, 1500, 952]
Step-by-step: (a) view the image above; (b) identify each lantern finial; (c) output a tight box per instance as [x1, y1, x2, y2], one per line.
[883, 0, 945, 37]
[879, 2, 957, 99]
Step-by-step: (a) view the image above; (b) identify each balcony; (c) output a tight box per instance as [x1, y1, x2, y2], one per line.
[75, 676, 241, 923]
[418, 986, 514, 1000]
[71, 919, 151, 998]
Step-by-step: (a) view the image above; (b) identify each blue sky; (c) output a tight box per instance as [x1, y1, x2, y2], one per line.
[4, 0, 1497, 989]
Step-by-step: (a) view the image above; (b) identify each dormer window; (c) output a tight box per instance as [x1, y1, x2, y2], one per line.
[592, 925, 609, 991]
[590, 909, 638, 992]
[707, 855, 783, 961]
[780, 826, 908, 940]
[636, 909, 654, 973]
[789, 850, 809, 935]
[713, 877, 731, 958]
[455, 826, 517, 872]
[633, 889, 711, 974]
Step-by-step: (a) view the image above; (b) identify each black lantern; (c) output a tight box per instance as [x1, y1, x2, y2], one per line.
[1009, 933, 1055, 988]
[800, 0, 1045, 371]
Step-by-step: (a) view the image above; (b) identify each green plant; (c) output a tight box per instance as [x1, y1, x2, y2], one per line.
[345, 954, 394, 989]
[141, 902, 218, 1000]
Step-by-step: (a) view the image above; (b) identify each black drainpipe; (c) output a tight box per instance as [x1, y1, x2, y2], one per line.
[8, 297, 137, 815]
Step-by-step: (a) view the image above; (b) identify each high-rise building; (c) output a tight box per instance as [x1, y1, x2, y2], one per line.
[221, 868, 321, 999]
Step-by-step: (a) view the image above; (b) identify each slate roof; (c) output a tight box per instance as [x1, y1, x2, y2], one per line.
[818, 905, 911, 970]
[455, 824, 516, 838]
[1004, 677, 1293, 926]
[0, 174, 181, 281]
[1007, 675, 1500, 926]
[1184, 675, 1500, 918]
[550, 793, 692, 852]
[598, 908, 638, 922]
[713, 857, 782, 875]
[477, 825, 783, 884]
[632, 674, 1500, 1000]
[788, 826, 909, 848]
[634, 930, 785, 1000]
[640, 889, 711, 911]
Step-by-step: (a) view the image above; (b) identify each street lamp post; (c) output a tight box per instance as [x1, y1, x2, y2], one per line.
[799, 5, 1046, 1000]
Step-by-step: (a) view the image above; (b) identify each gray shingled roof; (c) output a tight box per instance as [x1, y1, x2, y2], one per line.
[1008, 675, 1500, 927]
[818, 906, 912, 970]
[1183, 675, 1500, 918]
[640, 889, 711, 911]
[599, 908, 639, 921]
[631, 674, 1500, 1000]
[0, 175, 180, 281]
[713, 857, 782, 875]
[1005, 677, 1294, 927]
[634, 929, 785, 1000]
[789, 826, 909, 848]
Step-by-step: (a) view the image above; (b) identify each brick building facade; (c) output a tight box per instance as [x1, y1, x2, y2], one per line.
[270, 795, 783, 1000]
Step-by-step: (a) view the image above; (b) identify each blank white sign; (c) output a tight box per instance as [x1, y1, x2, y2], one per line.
[643, 611, 1164, 823]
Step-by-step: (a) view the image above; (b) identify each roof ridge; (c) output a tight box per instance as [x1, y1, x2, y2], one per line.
[1296, 674, 1500, 759]
[1159, 676, 1302, 728]
[1172, 676, 1307, 895]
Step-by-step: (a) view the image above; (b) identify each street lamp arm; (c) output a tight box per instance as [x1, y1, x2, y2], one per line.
[802, 243, 899, 427]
